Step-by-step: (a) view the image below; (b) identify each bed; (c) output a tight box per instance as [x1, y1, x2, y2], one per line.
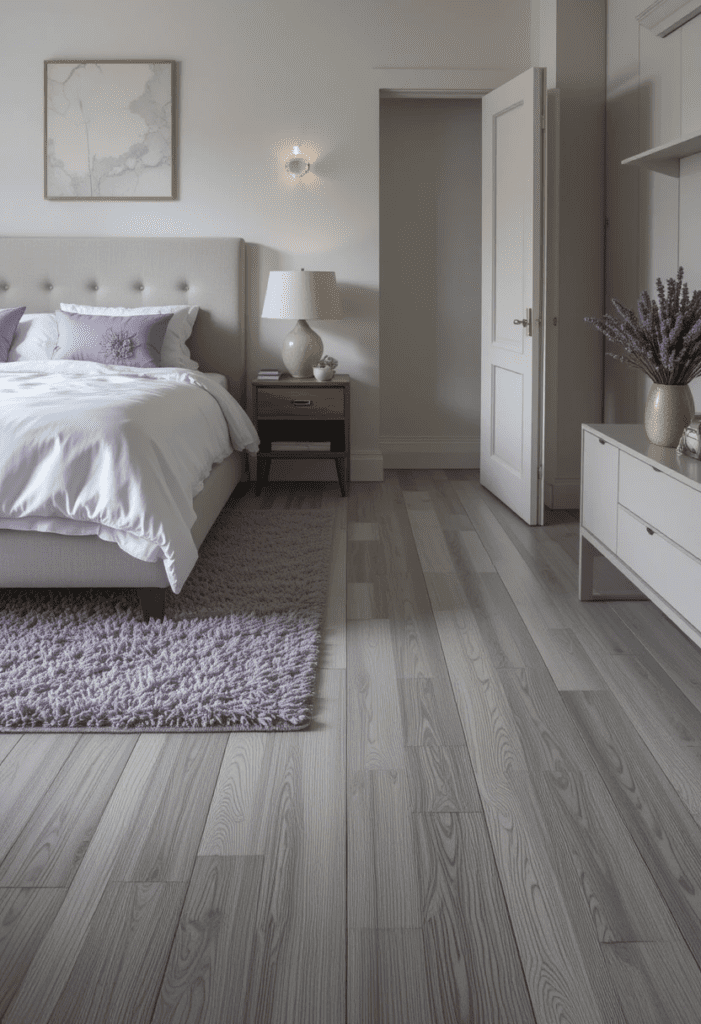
[0, 236, 256, 619]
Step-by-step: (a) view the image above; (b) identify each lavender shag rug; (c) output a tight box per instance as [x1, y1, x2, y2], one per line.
[0, 507, 335, 732]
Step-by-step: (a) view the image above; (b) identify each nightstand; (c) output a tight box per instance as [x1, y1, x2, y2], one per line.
[251, 374, 351, 496]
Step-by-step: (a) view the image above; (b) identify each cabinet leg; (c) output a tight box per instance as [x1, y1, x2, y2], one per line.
[579, 533, 595, 601]
[335, 457, 346, 496]
[255, 456, 271, 496]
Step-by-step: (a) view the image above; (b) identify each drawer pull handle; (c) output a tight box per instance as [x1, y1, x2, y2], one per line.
[599, 439, 605, 445]
[652, 467, 662, 473]
[292, 400, 313, 407]
[646, 527, 654, 535]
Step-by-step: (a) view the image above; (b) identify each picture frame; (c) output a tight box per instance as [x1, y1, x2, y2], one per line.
[44, 60, 176, 200]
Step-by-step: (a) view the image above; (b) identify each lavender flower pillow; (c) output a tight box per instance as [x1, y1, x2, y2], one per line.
[0, 306, 27, 361]
[53, 310, 171, 367]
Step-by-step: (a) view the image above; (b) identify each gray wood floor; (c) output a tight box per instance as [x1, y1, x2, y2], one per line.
[3, 468, 701, 1023]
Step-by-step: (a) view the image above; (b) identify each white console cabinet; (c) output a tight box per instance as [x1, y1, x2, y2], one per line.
[580, 423, 701, 648]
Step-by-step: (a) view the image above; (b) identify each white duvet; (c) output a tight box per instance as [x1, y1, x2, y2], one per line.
[0, 360, 259, 592]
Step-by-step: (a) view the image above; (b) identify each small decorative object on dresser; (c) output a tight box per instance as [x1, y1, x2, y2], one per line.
[261, 269, 343, 378]
[678, 414, 701, 459]
[313, 354, 338, 381]
[252, 374, 350, 496]
[585, 266, 701, 446]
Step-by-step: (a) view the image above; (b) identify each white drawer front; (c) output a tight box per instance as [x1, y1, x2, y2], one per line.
[617, 506, 701, 633]
[581, 430, 619, 551]
[619, 450, 701, 562]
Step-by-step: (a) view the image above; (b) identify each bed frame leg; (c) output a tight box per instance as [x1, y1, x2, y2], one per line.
[139, 587, 166, 621]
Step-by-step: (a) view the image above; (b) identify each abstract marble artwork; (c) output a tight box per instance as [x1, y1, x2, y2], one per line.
[45, 60, 175, 200]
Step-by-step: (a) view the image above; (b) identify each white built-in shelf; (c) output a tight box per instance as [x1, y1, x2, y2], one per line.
[621, 129, 701, 176]
[638, 0, 701, 37]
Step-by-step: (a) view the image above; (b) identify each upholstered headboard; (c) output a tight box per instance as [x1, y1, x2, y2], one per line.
[0, 236, 246, 402]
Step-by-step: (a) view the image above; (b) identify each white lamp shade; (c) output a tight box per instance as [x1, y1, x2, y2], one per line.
[261, 270, 343, 320]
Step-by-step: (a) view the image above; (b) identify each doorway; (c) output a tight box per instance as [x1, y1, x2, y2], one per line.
[379, 96, 482, 470]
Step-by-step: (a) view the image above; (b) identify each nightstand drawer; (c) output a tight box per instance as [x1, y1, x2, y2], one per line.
[258, 386, 344, 418]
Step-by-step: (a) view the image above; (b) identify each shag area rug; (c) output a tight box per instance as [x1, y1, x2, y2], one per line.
[0, 507, 335, 732]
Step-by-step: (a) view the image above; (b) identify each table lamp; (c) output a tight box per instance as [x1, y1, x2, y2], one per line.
[261, 269, 343, 378]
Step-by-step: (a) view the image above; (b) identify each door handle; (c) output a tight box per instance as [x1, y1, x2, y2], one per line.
[513, 309, 533, 335]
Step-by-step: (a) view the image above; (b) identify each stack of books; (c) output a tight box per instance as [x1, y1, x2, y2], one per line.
[270, 441, 332, 452]
[257, 368, 282, 380]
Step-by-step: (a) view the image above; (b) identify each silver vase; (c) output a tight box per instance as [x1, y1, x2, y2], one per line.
[644, 382, 695, 447]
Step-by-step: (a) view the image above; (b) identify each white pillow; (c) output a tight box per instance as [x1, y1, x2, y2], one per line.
[59, 304, 200, 369]
[8, 313, 59, 361]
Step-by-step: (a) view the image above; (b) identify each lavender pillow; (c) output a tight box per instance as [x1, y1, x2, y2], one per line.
[0, 306, 27, 361]
[53, 310, 171, 367]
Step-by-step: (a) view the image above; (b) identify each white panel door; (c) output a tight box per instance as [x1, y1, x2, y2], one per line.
[480, 67, 545, 525]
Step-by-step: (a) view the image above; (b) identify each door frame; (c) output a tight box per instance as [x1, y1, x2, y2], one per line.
[378, 82, 549, 522]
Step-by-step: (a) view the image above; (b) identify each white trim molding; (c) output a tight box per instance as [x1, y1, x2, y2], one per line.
[638, 0, 701, 36]
[380, 435, 480, 470]
[351, 449, 384, 481]
[544, 477, 580, 510]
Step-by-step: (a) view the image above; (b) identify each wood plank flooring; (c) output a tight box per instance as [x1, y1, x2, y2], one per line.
[3, 470, 701, 1023]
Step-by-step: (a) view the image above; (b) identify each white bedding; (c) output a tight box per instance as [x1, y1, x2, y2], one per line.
[0, 361, 259, 593]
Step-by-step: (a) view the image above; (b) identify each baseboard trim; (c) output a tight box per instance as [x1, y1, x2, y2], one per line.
[545, 476, 580, 509]
[351, 450, 384, 481]
[380, 435, 480, 470]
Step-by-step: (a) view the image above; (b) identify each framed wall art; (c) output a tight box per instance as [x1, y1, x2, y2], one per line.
[44, 60, 176, 200]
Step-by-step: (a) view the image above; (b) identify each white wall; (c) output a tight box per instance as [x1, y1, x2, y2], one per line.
[533, 0, 606, 508]
[605, 0, 701, 422]
[0, 0, 530, 480]
[379, 97, 482, 469]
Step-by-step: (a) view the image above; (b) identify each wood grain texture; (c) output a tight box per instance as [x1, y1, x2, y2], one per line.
[610, 598, 701, 714]
[109, 733, 227, 883]
[319, 499, 347, 670]
[347, 618, 404, 772]
[425, 571, 529, 779]
[602, 941, 701, 1024]
[0, 734, 21, 766]
[347, 928, 434, 1024]
[48, 880, 187, 1024]
[197, 734, 271, 856]
[151, 856, 263, 1024]
[416, 811, 536, 1024]
[496, 666, 598, 773]
[0, 888, 66, 1018]
[564, 691, 701, 966]
[238, 663, 346, 1024]
[3, 736, 177, 1024]
[0, 735, 136, 888]
[535, 769, 680, 943]
[348, 769, 421, 929]
[479, 770, 626, 1024]
[405, 743, 480, 813]
[600, 652, 701, 818]
[0, 735, 79, 864]
[395, 675, 466, 747]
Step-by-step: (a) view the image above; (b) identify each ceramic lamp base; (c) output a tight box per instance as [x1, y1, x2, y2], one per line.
[282, 319, 323, 378]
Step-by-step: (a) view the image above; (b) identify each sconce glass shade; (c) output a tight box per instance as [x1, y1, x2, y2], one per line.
[261, 269, 343, 378]
[285, 145, 310, 179]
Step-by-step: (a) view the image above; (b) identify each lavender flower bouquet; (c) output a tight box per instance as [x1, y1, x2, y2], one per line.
[585, 267, 701, 385]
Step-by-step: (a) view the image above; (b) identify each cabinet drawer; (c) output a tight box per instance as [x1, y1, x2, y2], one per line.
[257, 386, 344, 419]
[619, 450, 701, 562]
[617, 506, 701, 634]
[581, 430, 619, 551]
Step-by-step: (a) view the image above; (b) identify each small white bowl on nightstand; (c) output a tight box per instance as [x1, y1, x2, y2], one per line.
[313, 366, 335, 381]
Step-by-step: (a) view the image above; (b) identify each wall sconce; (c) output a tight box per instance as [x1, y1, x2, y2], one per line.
[285, 145, 311, 179]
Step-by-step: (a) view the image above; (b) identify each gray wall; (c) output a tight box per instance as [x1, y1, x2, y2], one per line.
[379, 98, 482, 469]
[0, 0, 531, 481]
[605, 0, 701, 422]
